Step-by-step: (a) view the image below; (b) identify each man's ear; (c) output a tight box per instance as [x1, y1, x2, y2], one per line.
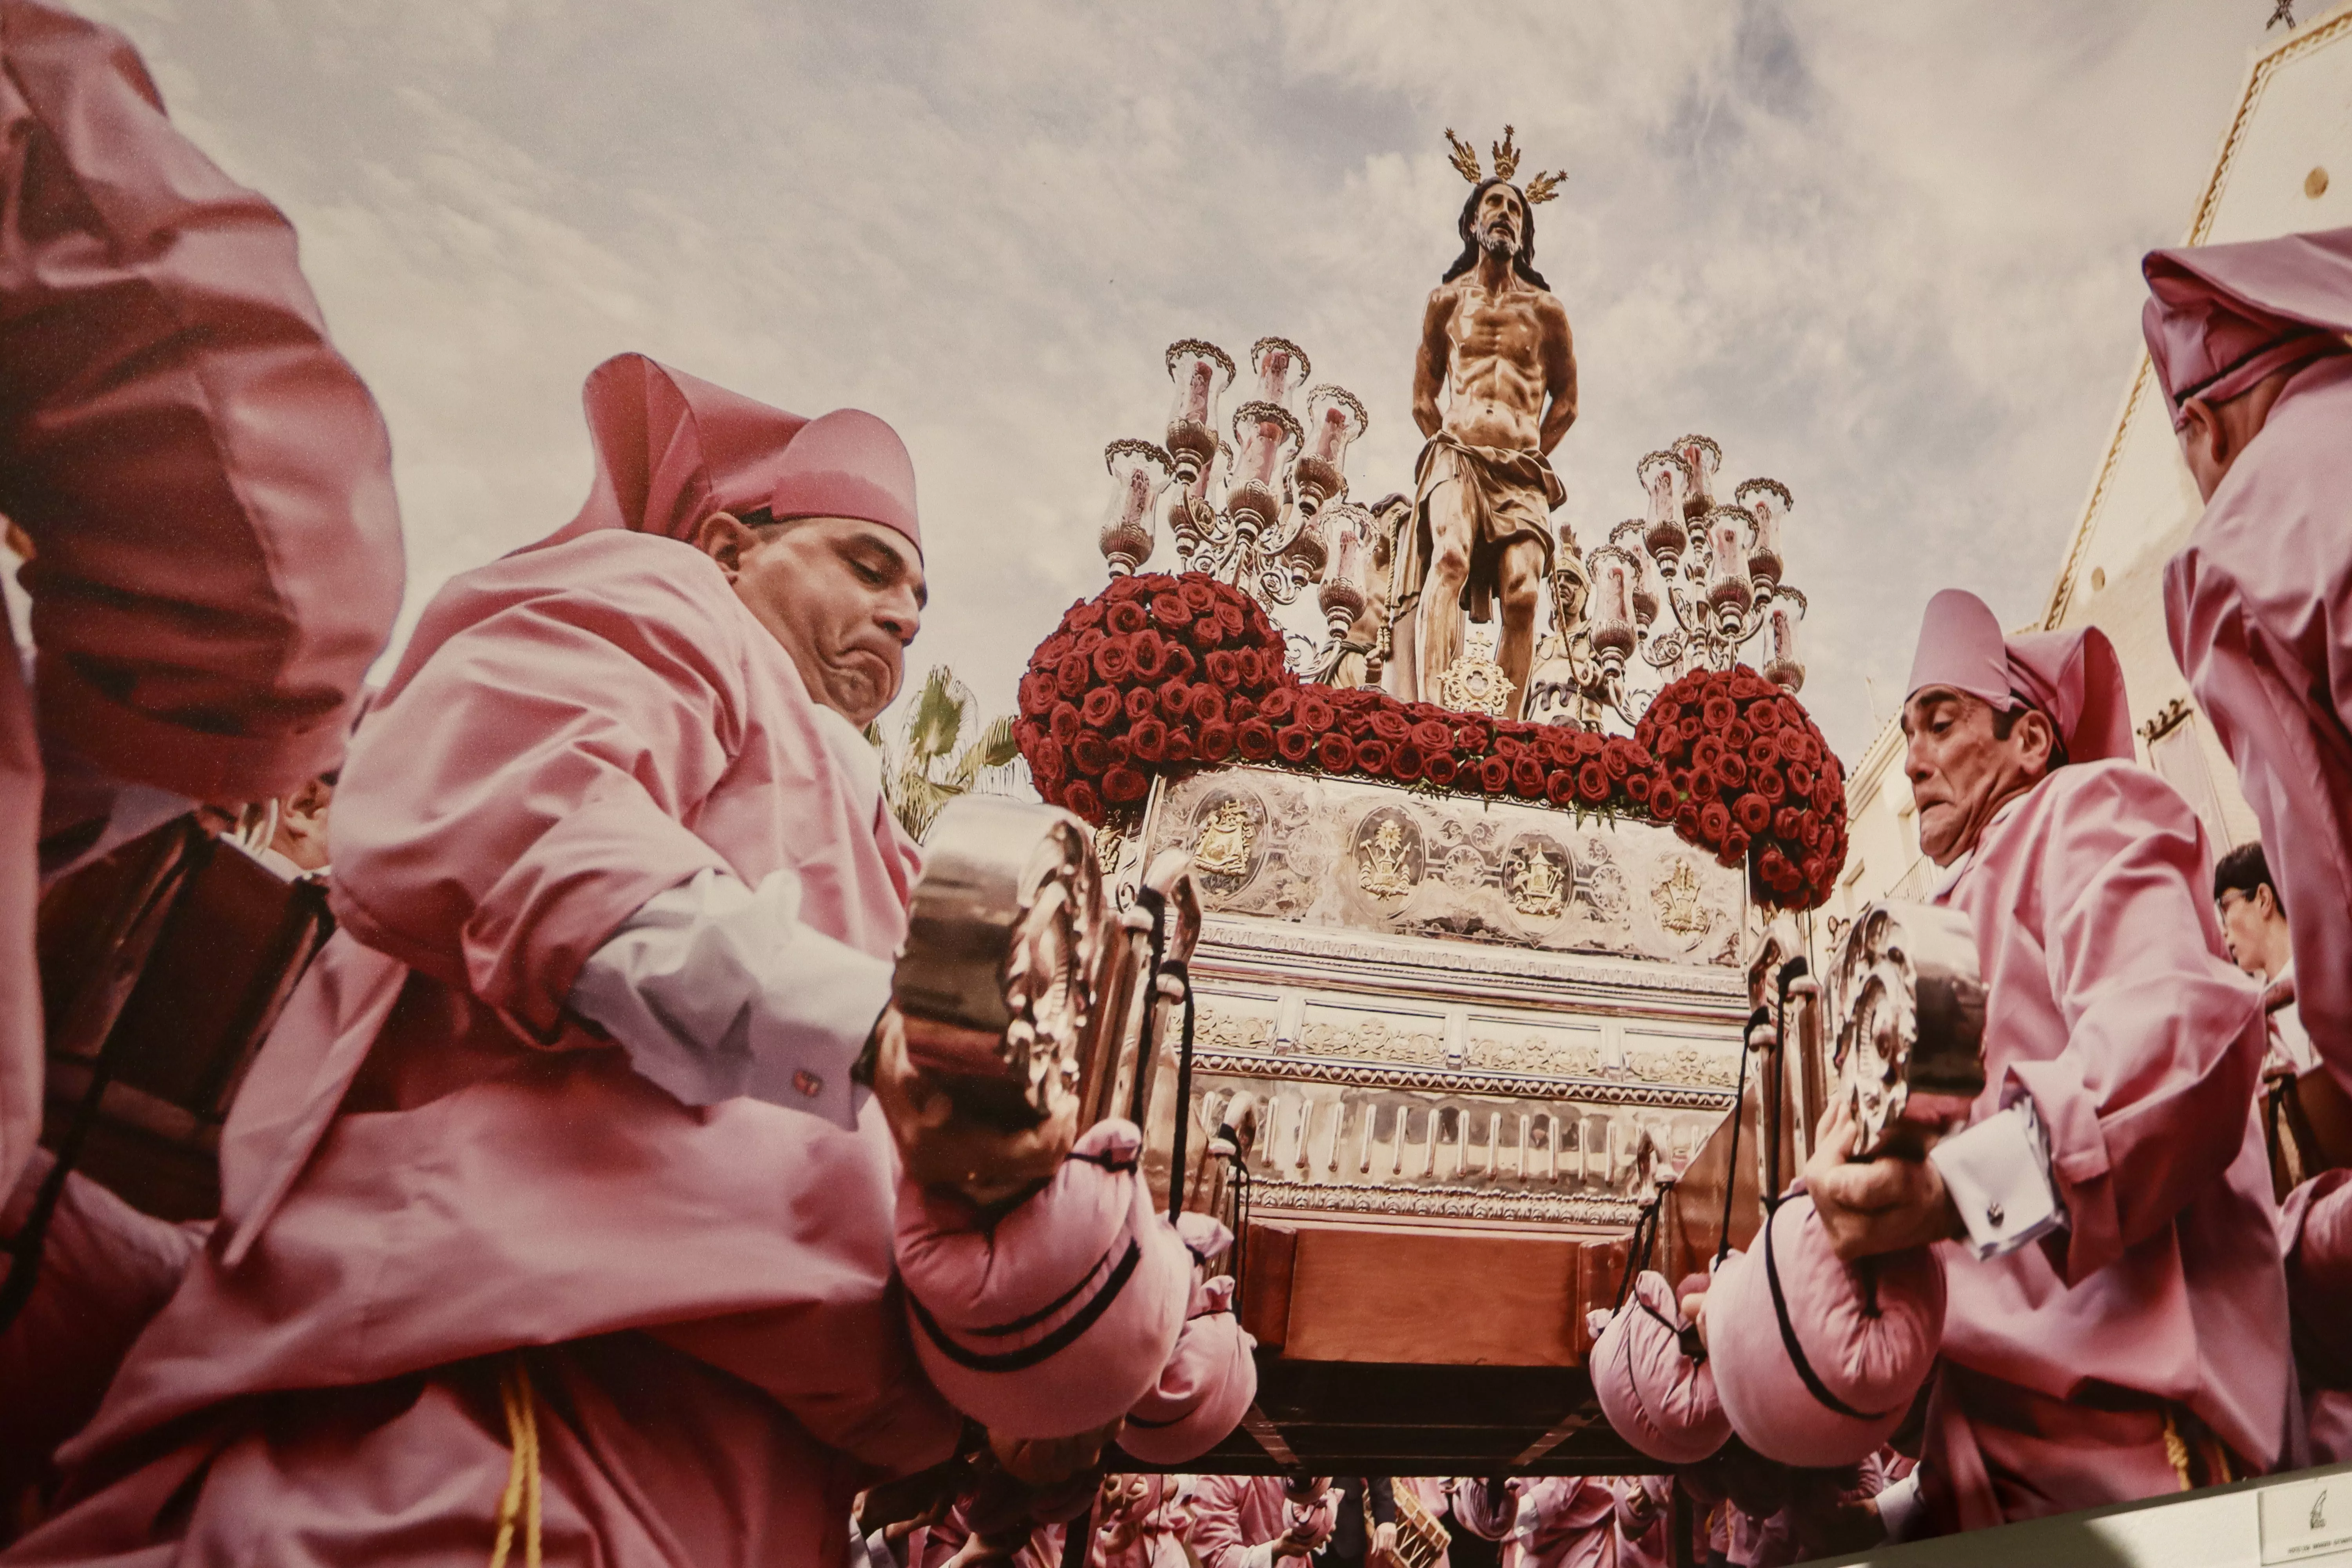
[2257, 883, 2281, 922]
[2014, 708, 2059, 775]
[695, 511, 753, 577]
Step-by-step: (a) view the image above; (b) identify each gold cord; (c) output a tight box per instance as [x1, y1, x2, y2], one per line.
[2162, 1409, 2194, 1492]
[490, 1357, 543, 1568]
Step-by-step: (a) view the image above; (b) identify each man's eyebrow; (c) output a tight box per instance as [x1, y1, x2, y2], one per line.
[841, 533, 927, 607]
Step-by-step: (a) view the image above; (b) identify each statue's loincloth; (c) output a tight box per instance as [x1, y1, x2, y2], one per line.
[1394, 431, 1565, 626]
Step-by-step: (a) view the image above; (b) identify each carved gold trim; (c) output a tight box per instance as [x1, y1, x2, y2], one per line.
[1194, 1050, 1736, 1109]
[1249, 1176, 1640, 1226]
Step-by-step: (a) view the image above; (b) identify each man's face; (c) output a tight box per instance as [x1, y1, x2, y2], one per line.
[2216, 885, 2283, 978]
[1477, 183, 1525, 259]
[705, 514, 924, 726]
[1901, 687, 2053, 866]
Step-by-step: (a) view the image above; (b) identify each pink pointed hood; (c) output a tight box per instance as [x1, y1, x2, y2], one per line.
[1905, 588, 2134, 764]
[2141, 226, 2352, 428]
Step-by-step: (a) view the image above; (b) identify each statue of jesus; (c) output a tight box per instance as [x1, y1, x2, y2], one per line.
[1389, 128, 1582, 721]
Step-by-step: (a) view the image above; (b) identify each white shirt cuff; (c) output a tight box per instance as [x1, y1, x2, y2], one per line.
[1928, 1099, 2067, 1260]
[568, 866, 891, 1130]
[1875, 1471, 1924, 1543]
[1238, 1544, 1277, 1568]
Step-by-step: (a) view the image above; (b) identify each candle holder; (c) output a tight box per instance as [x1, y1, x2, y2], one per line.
[1249, 337, 1310, 408]
[1098, 440, 1174, 577]
[1225, 401, 1303, 544]
[1164, 341, 1235, 487]
[1294, 385, 1367, 518]
[1550, 437, 1808, 729]
[1316, 502, 1373, 642]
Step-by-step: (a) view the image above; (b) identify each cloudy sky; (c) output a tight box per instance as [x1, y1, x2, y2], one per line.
[82, 0, 2284, 760]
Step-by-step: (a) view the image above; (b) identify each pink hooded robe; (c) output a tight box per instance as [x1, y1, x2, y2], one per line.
[2, 356, 1193, 1566]
[1900, 591, 2288, 1532]
[2145, 227, 2352, 1094]
[0, 0, 401, 1201]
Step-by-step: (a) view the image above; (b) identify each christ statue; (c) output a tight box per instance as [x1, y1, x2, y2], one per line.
[1389, 128, 1583, 721]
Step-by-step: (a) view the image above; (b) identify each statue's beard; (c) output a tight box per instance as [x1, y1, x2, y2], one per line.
[1480, 222, 1517, 260]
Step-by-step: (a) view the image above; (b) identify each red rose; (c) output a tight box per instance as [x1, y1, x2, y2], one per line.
[1093, 638, 1134, 684]
[1746, 703, 1782, 735]
[1124, 686, 1156, 721]
[1103, 766, 1149, 804]
[1192, 613, 1227, 649]
[1150, 593, 1189, 631]
[1755, 766, 1786, 802]
[1512, 755, 1547, 798]
[1718, 830, 1750, 869]
[1063, 780, 1103, 821]
[1572, 730, 1605, 764]
[1356, 738, 1392, 774]
[1703, 696, 1737, 729]
[1480, 755, 1512, 793]
[1389, 742, 1425, 782]
[1105, 600, 1148, 635]
[1734, 793, 1771, 835]
[1676, 800, 1702, 836]
[1049, 702, 1082, 743]
[1130, 718, 1169, 762]
[1105, 734, 1133, 766]
[1424, 752, 1461, 788]
[1802, 815, 1825, 849]
[1161, 644, 1198, 683]
[1450, 719, 1491, 752]
[1205, 650, 1241, 688]
[1625, 771, 1653, 804]
[1602, 738, 1636, 780]
[1677, 716, 1703, 744]
[1017, 675, 1050, 718]
[1076, 688, 1117, 729]
[1801, 856, 1826, 888]
[1812, 781, 1837, 815]
[1056, 652, 1090, 697]
[1198, 721, 1235, 761]
[1298, 693, 1336, 732]
[1717, 753, 1748, 790]
[1068, 600, 1105, 632]
[1180, 578, 1217, 612]
[1276, 725, 1315, 764]
[1236, 720, 1278, 762]
[1038, 632, 1075, 664]
[1770, 806, 1800, 840]
[1027, 738, 1065, 782]
[1159, 680, 1193, 719]
[1760, 846, 1791, 881]
[1370, 708, 1410, 742]
[1070, 733, 1112, 774]
[1699, 800, 1731, 844]
[1750, 735, 1782, 770]
[1190, 687, 1226, 726]
[1693, 735, 1725, 771]
[1724, 719, 1753, 751]
[1216, 601, 1245, 637]
[1410, 719, 1452, 753]
[1317, 732, 1358, 773]
[1129, 634, 1168, 681]
[1260, 687, 1298, 722]
[1786, 763, 1814, 795]
[1164, 730, 1198, 765]
[1228, 696, 1258, 725]
[1577, 760, 1610, 804]
[1537, 768, 1571, 807]
[1689, 770, 1719, 802]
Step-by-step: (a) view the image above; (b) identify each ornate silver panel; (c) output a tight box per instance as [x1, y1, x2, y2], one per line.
[1145, 767, 1744, 968]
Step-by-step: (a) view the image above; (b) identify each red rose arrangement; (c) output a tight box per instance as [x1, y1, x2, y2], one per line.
[1634, 665, 1848, 910]
[1012, 572, 1289, 826]
[1013, 578, 1848, 911]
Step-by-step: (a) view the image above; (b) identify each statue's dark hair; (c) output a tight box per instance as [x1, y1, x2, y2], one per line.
[1442, 178, 1548, 290]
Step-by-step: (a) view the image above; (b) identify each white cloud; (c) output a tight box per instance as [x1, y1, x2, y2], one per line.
[76, 0, 2267, 758]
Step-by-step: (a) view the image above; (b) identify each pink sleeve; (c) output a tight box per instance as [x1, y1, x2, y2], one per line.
[325, 558, 741, 1034]
[2010, 766, 2267, 1285]
[1450, 1476, 1517, 1541]
[1185, 1477, 1258, 1568]
[0, 2, 401, 801]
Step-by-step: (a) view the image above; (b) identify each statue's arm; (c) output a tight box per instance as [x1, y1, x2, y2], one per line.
[1412, 289, 1454, 440]
[1538, 299, 1577, 456]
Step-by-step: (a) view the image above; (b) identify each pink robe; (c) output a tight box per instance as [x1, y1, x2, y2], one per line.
[1085, 1476, 1191, 1568]
[2279, 1168, 2352, 1462]
[1610, 1478, 1670, 1568]
[1186, 1475, 1336, 1568]
[0, 0, 401, 1199]
[1922, 759, 2288, 1531]
[1502, 1477, 1618, 1568]
[2166, 355, 2352, 1093]
[8, 532, 960, 1565]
